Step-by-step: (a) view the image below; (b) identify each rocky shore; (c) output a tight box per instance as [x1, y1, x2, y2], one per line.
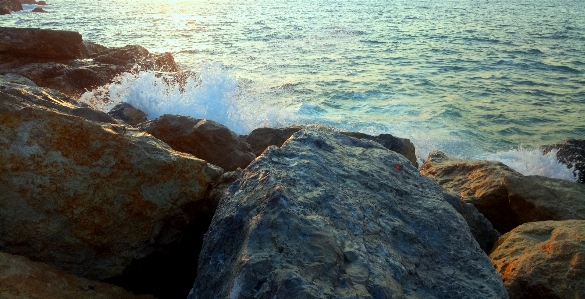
[0, 0, 47, 15]
[1, 27, 584, 299]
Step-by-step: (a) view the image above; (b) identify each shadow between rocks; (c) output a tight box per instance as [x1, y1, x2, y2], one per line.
[103, 209, 214, 299]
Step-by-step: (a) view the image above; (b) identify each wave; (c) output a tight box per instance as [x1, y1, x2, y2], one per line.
[78, 64, 578, 182]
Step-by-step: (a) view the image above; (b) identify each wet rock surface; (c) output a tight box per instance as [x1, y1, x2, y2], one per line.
[191, 129, 507, 299]
[108, 102, 148, 127]
[140, 114, 255, 171]
[0, 28, 83, 59]
[0, 81, 223, 282]
[543, 138, 585, 184]
[0, 252, 155, 299]
[489, 220, 585, 299]
[420, 151, 585, 234]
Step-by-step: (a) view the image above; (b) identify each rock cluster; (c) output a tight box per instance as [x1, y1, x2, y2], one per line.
[2, 27, 581, 299]
[420, 150, 585, 299]
[543, 138, 585, 184]
[0, 0, 21, 14]
[191, 129, 507, 299]
[0, 27, 178, 97]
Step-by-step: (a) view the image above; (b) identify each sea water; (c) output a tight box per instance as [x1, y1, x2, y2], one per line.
[2, 0, 584, 180]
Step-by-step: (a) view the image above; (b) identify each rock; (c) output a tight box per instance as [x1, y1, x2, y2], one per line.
[19, 0, 35, 3]
[442, 191, 501, 253]
[244, 126, 302, 156]
[340, 131, 418, 167]
[543, 139, 585, 184]
[0, 28, 179, 97]
[244, 126, 418, 167]
[0, 252, 155, 299]
[0, 73, 37, 86]
[489, 220, 585, 299]
[191, 129, 508, 299]
[31, 6, 45, 12]
[0, 83, 223, 281]
[108, 102, 148, 127]
[420, 151, 585, 234]
[0, 78, 118, 124]
[0, 0, 22, 14]
[0, 27, 82, 59]
[37, 0, 46, 4]
[140, 114, 255, 171]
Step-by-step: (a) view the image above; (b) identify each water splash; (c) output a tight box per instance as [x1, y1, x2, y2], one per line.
[484, 147, 576, 181]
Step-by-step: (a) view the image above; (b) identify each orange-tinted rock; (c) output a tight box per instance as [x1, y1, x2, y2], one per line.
[108, 102, 148, 127]
[489, 220, 585, 299]
[140, 114, 255, 171]
[420, 151, 585, 233]
[0, 82, 223, 280]
[0, 252, 155, 299]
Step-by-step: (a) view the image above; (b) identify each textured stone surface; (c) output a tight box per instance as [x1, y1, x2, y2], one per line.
[0, 84, 223, 280]
[244, 126, 418, 167]
[191, 129, 508, 299]
[543, 139, 585, 184]
[0, 0, 22, 14]
[420, 151, 585, 233]
[489, 220, 585, 299]
[0, 27, 83, 59]
[108, 102, 148, 127]
[0, 28, 178, 97]
[140, 114, 255, 171]
[442, 192, 501, 253]
[0, 252, 155, 299]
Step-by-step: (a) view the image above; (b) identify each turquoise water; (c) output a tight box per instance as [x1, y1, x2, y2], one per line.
[2, 0, 584, 179]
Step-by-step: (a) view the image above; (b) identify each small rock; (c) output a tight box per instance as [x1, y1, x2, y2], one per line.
[108, 102, 148, 127]
[32, 6, 45, 12]
[489, 220, 585, 299]
[543, 139, 585, 184]
[140, 114, 255, 171]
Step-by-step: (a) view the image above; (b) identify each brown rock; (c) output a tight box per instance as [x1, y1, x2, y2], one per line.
[0, 27, 82, 59]
[108, 102, 148, 127]
[0, 83, 223, 280]
[0, 0, 22, 14]
[140, 114, 255, 171]
[31, 6, 45, 12]
[244, 126, 302, 156]
[489, 220, 585, 299]
[19, 0, 35, 3]
[420, 151, 585, 233]
[0, 252, 155, 299]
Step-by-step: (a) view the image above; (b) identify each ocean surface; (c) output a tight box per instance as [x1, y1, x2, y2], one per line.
[2, 0, 584, 180]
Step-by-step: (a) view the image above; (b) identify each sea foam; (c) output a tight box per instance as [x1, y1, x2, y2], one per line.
[79, 66, 578, 183]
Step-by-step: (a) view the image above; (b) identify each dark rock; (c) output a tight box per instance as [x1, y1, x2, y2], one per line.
[543, 139, 585, 184]
[80, 41, 109, 58]
[340, 131, 418, 167]
[442, 191, 501, 253]
[37, 0, 46, 4]
[108, 102, 148, 127]
[0, 0, 22, 14]
[489, 220, 585, 299]
[244, 126, 302, 156]
[421, 151, 585, 234]
[0, 81, 223, 281]
[140, 114, 256, 171]
[244, 126, 418, 167]
[0, 27, 82, 59]
[191, 129, 508, 299]
[0, 73, 37, 86]
[92, 44, 178, 72]
[0, 252, 155, 299]
[19, 0, 36, 3]
[31, 6, 45, 12]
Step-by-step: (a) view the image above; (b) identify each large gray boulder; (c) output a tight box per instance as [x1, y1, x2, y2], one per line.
[191, 129, 508, 299]
[421, 151, 585, 234]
